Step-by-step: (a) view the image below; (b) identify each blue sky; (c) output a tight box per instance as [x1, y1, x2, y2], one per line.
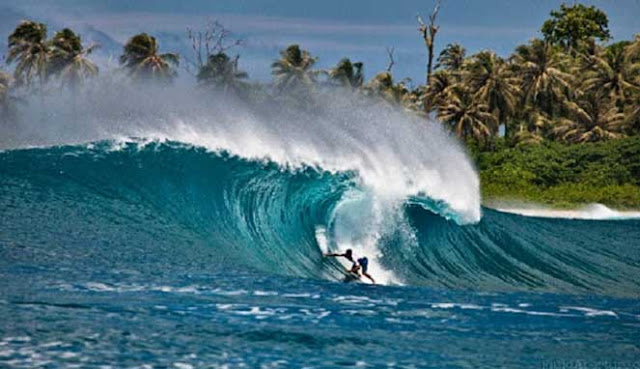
[1, 0, 639, 84]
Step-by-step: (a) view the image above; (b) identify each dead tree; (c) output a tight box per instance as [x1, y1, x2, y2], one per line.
[185, 20, 243, 76]
[386, 47, 395, 72]
[417, 0, 442, 85]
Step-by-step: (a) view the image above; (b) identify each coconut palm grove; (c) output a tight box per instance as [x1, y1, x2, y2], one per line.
[3, 3, 640, 208]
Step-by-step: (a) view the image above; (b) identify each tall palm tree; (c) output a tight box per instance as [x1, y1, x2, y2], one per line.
[424, 69, 455, 112]
[49, 28, 99, 89]
[7, 21, 49, 92]
[329, 58, 364, 88]
[551, 95, 625, 143]
[582, 42, 640, 105]
[197, 52, 248, 95]
[465, 51, 521, 136]
[511, 39, 573, 116]
[119, 33, 179, 82]
[436, 43, 466, 72]
[271, 44, 319, 92]
[436, 86, 496, 143]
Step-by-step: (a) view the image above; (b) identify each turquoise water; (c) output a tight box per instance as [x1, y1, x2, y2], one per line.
[1, 141, 640, 368]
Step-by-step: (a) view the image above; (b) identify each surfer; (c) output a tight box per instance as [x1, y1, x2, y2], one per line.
[324, 249, 375, 284]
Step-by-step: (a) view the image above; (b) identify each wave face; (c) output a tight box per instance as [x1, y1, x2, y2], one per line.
[2, 141, 639, 297]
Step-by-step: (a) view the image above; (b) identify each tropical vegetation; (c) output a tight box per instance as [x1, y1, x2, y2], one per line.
[48, 28, 99, 90]
[197, 52, 248, 95]
[119, 33, 179, 82]
[271, 44, 321, 93]
[0, 69, 15, 123]
[474, 136, 640, 209]
[2, 2, 640, 207]
[7, 21, 49, 94]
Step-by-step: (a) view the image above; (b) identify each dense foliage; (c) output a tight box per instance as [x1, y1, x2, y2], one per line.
[474, 136, 640, 208]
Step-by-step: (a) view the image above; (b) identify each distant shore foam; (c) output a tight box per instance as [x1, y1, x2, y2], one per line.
[490, 202, 640, 220]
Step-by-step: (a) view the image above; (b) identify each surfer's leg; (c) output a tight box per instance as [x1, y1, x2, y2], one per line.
[362, 272, 375, 284]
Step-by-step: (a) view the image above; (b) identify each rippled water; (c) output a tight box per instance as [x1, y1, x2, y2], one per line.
[2, 264, 640, 368]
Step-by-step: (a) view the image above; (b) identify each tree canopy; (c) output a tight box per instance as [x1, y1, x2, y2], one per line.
[541, 3, 610, 51]
[119, 33, 179, 82]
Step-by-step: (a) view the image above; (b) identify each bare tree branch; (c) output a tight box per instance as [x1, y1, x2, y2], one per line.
[184, 20, 243, 76]
[417, 0, 443, 85]
[429, 0, 442, 26]
[386, 46, 395, 72]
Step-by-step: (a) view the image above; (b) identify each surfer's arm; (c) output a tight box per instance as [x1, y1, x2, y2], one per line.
[324, 253, 345, 258]
[362, 272, 375, 284]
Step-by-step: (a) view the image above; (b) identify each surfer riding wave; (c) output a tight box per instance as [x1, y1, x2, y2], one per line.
[325, 249, 376, 284]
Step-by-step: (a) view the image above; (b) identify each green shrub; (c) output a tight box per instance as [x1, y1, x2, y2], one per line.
[475, 137, 640, 208]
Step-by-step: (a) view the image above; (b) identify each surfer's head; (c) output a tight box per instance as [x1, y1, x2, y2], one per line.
[345, 249, 352, 258]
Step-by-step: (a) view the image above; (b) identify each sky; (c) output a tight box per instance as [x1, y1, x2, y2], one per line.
[1, 0, 640, 84]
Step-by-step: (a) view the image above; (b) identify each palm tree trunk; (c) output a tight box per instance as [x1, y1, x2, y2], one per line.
[38, 73, 46, 112]
[427, 44, 435, 85]
[71, 82, 78, 122]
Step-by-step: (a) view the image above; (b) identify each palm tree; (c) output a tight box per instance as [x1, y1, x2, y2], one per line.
[512, 127, 545, 146]
[0, 70, 18, 124]
[624, 34, 640, 62]
[0, 71, 10, 101]
[424, 69, 455, 112]
[619, 105, 640, 135]
[271, 44, 319, 92]
[197, 52, 248, 95]
[436, 86, 496, 143]
[401, 85, 428, 114]
[436, 43, 466, 72]
[465, 51, 521, 136]
[328, 58, 364, 88]
[119, 33, 179, 82]
[511, 106, 551, 145]
[363, 71, 409, 105]
[49, 28, 99, 89]
[7, 21, 49, 92]
[582, 42, 640, 105]
[0, 70, 11, 117]
[512, 39, 573, 116]
[551, 95, 625, 143]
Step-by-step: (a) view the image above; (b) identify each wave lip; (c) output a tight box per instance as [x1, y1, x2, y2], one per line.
[0, 84, 482, 226]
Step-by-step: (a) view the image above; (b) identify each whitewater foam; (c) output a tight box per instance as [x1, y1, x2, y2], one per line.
[493, 203, 640, 220]
[2, 83, 482, 286]
[1, 83, 480, 224]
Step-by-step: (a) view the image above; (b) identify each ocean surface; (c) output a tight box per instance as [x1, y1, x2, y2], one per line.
[1, 141, 639, 369]
[1, 88, 640, 368]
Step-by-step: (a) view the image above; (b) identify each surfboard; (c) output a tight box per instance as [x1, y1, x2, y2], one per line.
[342, 271, 363, 283]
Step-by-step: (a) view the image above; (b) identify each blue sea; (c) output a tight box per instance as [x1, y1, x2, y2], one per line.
[1, 140, 639, 369]
[1, 88, 640, 368]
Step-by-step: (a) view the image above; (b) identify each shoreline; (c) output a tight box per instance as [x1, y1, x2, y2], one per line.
[483, 198, 640, 219]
